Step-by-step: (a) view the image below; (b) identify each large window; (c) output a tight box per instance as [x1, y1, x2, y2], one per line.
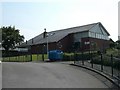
[81, 32, 89, 37]
[89, 32, 95, 38]
[74, 32, 89, 42]
[89, 32, 109, 40]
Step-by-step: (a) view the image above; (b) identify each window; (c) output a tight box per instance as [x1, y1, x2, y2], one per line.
[100, 34, 102, 39]
[96, 33, 99, 38]
[82, 32, 89, 37]
[89, 32, 91, 37]
[89, 32, 95, 38]
[89, 32, 109, 40]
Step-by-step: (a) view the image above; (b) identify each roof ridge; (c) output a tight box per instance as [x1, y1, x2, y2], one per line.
[19, 22, 101, 47]
[29, 22, 99, 40]
[47, 22, 99, 33]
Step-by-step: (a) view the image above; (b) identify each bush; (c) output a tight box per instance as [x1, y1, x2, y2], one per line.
[63, 53, 74, 61]
[113, 60, 120, 70]
[91, 54, 120, 70]
[63, 52, 97, 61]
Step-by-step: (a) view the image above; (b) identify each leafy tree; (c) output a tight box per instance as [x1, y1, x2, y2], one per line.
[108, 38, 115, 49]
[116, 40, 120, 49]
[0, 26, 24, 51]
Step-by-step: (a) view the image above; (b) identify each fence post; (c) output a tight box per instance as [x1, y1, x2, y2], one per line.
[101, 54, 103, 71]
[18, 55, 19, 62]
[9, 57, 10, 62]
[42, 53, 44, 61]
[25, 55, 27, 62]
[111, 54, 113, 77]
[82, 52, 84, 65]
[91, 52, 93, 68]
[73, 52, 75, 64]
[30, 46, 32, 61]
[23, 55, 25, 62]
[2, 57, 4, 61]
[16, 56, 17, 62]
[37, 54, 39, 61]
[30, 54, 32, 61]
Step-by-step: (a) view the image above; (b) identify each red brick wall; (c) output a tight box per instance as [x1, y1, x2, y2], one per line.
[81, 37, 110, 52]
[31, 34, 74, 54]
[31, 44, 42, 54]
[58, 34, 74, 52]
[31, 35, 110, 54]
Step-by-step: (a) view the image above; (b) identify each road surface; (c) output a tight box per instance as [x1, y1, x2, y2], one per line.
[0, 62, 2, 89]
[2, 62, 109, 88]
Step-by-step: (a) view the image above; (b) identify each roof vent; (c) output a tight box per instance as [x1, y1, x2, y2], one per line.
[50, 33, 55, 36]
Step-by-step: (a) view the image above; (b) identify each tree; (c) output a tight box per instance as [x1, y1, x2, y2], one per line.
[109, 38, 115, 49]
[0, 26, 24, 51]
[116, 40, 120, 49]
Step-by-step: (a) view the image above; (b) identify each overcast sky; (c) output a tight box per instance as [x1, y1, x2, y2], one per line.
[1, 0, 119, 41]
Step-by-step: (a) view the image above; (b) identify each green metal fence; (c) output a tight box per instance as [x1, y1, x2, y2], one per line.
[2, 54, 48, 62]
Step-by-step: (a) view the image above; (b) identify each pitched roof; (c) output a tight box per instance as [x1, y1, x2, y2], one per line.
[18, 22, 109, 47]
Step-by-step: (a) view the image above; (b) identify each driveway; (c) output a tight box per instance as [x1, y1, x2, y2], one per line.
[2, 62, 108, 88]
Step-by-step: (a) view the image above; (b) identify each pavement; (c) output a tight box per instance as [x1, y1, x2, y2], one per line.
[0, 62, 2, 90]
[2, 61, 111, 88]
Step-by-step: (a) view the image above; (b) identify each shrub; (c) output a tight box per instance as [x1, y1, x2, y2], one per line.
[63, 53, 74, 61]
[63, 52, 97, 61]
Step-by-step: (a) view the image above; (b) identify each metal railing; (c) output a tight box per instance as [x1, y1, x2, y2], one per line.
[74, 53, 120, 88]
[2, 54, 48, 62]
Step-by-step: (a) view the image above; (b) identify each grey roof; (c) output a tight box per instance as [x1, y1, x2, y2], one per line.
[18, 22, 109, 47]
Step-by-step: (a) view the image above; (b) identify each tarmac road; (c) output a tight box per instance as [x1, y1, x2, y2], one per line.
[2, 62, 108, 88]
[0, 62, 2, 89]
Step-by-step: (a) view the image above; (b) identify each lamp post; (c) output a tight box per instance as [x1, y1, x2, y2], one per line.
[44, 28, 49, 57]
[46, 35, 49, 56]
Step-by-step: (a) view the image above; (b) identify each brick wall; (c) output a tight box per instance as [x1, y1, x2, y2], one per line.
[81, 37, 110, 52]
[31, 34, 74, 54]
